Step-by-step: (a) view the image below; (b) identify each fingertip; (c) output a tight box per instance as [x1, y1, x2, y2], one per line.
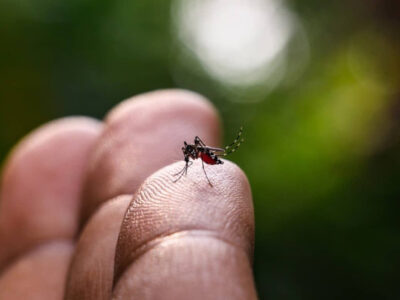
[105, 89, 219, 127]
[3, 117, 102, 165]
[0, 116, 102, 270]
[114, 159, 254, 284]
[113, 159, 255, 298]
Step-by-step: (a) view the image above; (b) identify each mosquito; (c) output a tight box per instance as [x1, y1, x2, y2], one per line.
[173, 126, 244, 186]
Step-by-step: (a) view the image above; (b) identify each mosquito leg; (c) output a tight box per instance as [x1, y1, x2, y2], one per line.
[173, 163, 186, 176]
[224, 127, 244, 156]
[195, 136, 207, 147]
[173, 167, 186, 182]
[201, 159, 213, 187]
[224, 126, 243, 153]
[173, 161, 187, 181]
[173, 160, 193, 182]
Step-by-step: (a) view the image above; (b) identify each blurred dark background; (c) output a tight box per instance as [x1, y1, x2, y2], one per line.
[1, 0, 400, 298]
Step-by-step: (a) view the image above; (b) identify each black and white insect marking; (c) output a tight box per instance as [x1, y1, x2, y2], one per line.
[173, 126, 244, 186]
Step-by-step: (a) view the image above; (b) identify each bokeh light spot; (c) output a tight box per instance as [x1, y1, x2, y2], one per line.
[173, 0, 295, 87]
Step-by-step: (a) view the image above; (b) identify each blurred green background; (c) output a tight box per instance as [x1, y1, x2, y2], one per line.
[1, 0, 400, 298]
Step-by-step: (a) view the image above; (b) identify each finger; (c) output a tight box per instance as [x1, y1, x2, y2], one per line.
[0, 240, 73, 300]
[65, 195, 131, 300]
[0, 117, 102, 271]
[80, 89, 221, 226]
[113, 160, 257, 299]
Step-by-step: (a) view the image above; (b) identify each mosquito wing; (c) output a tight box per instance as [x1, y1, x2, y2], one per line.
[199, 146, 225, 153]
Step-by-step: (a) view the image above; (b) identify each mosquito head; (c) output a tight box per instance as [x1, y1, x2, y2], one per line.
[181, 142, 197, 160]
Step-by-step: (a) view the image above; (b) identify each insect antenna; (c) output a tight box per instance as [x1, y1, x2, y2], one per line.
[223, 126, 244, 156]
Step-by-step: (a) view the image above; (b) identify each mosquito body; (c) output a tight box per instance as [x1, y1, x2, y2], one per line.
[173, 127, 244, 186]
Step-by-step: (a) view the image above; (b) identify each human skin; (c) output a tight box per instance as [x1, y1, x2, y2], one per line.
[0, 89, 257, 299]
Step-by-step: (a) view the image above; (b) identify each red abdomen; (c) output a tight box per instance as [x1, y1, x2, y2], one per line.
[200, 152, 217, 165]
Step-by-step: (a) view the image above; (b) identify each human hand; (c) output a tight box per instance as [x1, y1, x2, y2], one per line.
[0, 90, 256, 299]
